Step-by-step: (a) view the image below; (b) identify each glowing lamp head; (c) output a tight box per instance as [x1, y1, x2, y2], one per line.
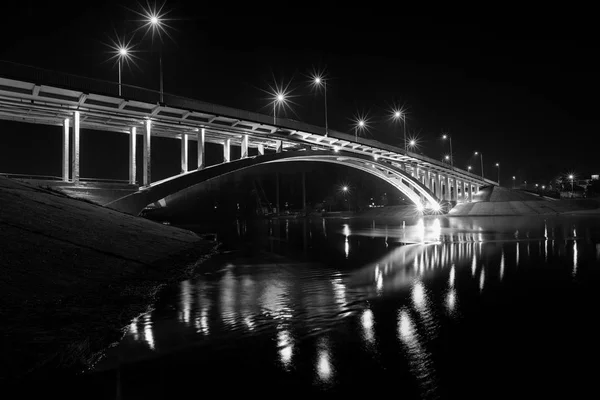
[468, 166, 472, 171]
[276, 93, 285, 102]
[150, 16, 159, 25]
[474, 151, 479, 155]
[569, 174, 574, 179]
[442, 134, 448, 139]
[409, 139, 416, 147]
[119, 47, 128, 56]
[358, 120, 365, 127]
[431, 202, 441, 212]
[496, 163, 499, 167]
[314, 77, 321, 84]
[512, 176, 516, 179]
[394, 111, 401, 119]
[342, 186, 348, 192]
[416, 203, 425, 212]
[445, 155, 450, 160]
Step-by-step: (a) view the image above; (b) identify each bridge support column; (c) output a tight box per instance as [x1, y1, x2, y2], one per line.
[452, 178, 457, 202]
[129, 127, 136, 184]
[241, 134, 249, 158]
[71, 111, 80, 184]
[143, 120, 151, 186]
[223, 138, 231, 162]
[258, 144, 264, 156]
[302, 171, 306, 215]
[445, 175, 451, 201]
[62, 118, 69, 182]
[276, 172, 280, 216]
[275, 140, 283, 153]
[181, 133, 188, 173]
[197, 128, 205, 170]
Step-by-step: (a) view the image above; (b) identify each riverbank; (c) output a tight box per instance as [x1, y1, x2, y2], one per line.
[0, 177, 218, 384]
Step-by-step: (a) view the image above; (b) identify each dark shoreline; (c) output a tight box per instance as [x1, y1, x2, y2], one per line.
[2, 238, 220, 387]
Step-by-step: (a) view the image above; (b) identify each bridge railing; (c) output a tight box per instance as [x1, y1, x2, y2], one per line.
[0, 60, 496, 185]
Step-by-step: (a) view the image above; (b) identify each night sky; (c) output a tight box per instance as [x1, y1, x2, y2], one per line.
[1, 3, 599, 186]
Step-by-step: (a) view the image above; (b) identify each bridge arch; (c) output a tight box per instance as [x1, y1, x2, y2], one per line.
[106, 150, 440, 216]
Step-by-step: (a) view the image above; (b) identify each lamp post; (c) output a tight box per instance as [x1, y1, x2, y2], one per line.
[341, 185, 350, 211]
[495, 163, 500, 185]
[442, 134, 453, 168]
[355, 119, 366, 141]
[312, 75, 328, 136]
[392, 110, 406, 151]
[274, 93, 285, 125]
[147, 15, 164, 102]
[474, 151, 484, 179]
[117, 47, 128, 96]
[569, 174, 574, 197]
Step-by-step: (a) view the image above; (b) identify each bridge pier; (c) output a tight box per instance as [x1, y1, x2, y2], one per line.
[241, 134, 249, 158]
[72, 111, 80, 183]
[129, 127, 137, 184]
[258, 144, 265, 156]
[181, 133, 188, 173]
[223, 138, 231, 162]
[143, 120, 151, 186]
[197, 128, 205, 170]
[275, 172, 280, 216]
[62, 118, 69, 182]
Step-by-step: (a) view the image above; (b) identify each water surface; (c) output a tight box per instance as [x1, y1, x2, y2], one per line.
[90, 215, 600, 398]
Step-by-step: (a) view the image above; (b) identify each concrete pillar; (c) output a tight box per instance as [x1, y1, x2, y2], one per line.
[276, 172, 280, 216]
[275, 140, 283, 153]
[71, 111, 80, 183]
[452, 178, 458, 201]
[464, 182, 469, 202]
[180, 133, 188, 173]
[223, 138, 231, 162]
[129, 126, 136, 184]
[302, 171, 306, 214]
[62, 118, 69, 182]
[143, 120, 151, 186]
[258, 144, 265, 155]
[241, 134, 249, 158]
[197, 128, 205, 170]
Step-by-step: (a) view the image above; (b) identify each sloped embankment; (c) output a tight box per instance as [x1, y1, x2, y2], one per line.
[449, 187, 599, 216]
[0, 177, 217, 383]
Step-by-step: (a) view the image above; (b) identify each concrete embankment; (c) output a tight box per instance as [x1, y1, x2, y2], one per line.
[449, 187, 599, 216]
[0, 177, 217, 383]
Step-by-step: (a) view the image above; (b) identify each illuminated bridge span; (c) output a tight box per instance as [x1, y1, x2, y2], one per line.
[0, 61, 496, 214]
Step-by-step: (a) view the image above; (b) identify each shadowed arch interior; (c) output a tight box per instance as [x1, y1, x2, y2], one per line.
[106, 150, 440, 216]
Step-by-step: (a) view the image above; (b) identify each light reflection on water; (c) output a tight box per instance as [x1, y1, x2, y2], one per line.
[97, 216, 600, 396]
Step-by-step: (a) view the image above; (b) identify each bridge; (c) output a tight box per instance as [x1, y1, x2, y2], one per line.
[0, 61, 496, 215]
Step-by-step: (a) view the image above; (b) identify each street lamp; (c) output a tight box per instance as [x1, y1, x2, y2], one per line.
[569, 174, 574, 197]
[392, 108, 407, 151]
[353, 114, 369, 141]
[409, 139, 416, 148]
[468, 165, 472, 173]
[310, 73, 328, 136]
[444, 155, 450, 163]
[274, 92, 285, 125]
[474, 151, 484, 179]
[117, 47, 128, 96]
[512, 175, 516, 189]
[442, 133, 453, 168]
[495, 162, 500, 185]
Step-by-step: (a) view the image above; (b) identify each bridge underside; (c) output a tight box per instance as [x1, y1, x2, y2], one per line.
[106, 151, 441, 216]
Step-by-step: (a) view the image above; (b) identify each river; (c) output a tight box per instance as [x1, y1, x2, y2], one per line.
[84, 215, 600, 398]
